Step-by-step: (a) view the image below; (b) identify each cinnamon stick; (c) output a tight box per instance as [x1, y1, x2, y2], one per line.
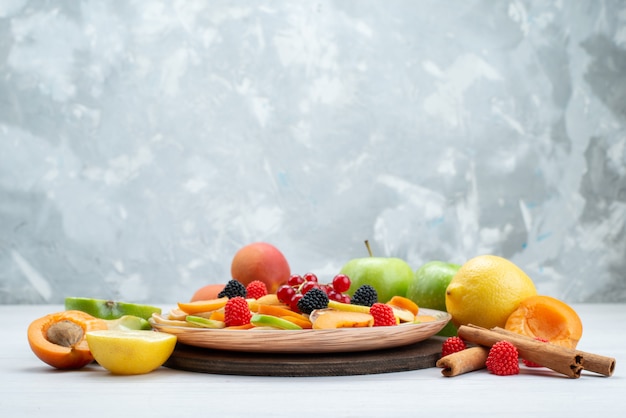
[490, 327, 616, 377]
[457, 324, 583, 378]
[436, 346, 489, 377]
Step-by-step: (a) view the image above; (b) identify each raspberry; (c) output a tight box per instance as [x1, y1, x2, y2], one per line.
[522, 337, 549, 367]
[486, 341, 520, 376]
[224, 296, 252, 327]
[369, 303, 396, 326]
[297, 288, 329, 314]
[245, 280, 268, 300]
[350, 285, 378, 307]
[441, 336, 467, 357]
[218, 279, 247, 299]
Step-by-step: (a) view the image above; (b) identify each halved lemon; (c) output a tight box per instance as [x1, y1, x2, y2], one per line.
[86, 330, 176, 375]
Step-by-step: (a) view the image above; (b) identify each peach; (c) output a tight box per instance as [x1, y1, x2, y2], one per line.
[230, 242, 291, 293]
[190, 284, 225, 302]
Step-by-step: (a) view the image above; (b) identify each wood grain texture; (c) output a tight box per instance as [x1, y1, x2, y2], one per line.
[164, 337, 446, 376]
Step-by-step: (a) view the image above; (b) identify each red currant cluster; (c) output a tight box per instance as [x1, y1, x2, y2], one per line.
[277, 273, 352, 312]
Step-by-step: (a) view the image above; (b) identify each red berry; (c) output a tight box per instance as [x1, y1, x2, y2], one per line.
[441, 336, 467, 357]
[339, 294, 351, 304]
[245, 280, 268, 300]
[332, 274, 351, 293]
[301, 281, 319, 295]
[290, 294, 303, 312]
[486, 341, 520, 376]
[277, 285, 295, 303]
[302, 272, 318, 282]
[319, 284, 332, 295]
[224, 296, 252, 327]
[287, 275, 304, 286]
[369, 303, 397, 327]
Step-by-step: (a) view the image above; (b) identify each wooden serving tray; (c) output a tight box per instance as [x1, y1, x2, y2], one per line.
[164, 336, 445, 377]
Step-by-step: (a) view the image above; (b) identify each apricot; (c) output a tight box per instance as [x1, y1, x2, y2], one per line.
[231, 242, 290, 293]
[191, 284, 225, 302]
[27, 310, 108, 369]
[504, 295, 583, 349]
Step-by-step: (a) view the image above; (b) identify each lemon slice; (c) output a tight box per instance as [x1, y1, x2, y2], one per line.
[86, 330, 176, 375]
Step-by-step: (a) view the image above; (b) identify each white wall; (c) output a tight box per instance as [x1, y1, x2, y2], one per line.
[1, 0, 625, 304]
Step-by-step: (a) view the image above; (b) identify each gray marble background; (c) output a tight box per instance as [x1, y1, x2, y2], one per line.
[1, 0, 625, 304]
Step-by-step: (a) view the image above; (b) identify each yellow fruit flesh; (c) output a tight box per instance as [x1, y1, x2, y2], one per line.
[86, 330, 176, 375]
[312, 311, 374, 329]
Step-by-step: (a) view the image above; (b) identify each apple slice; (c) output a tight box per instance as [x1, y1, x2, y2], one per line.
[65, 297, 161, 320]
[186, 315, 226, 329]
[106, 315, 152, 331]
[312, 310, 374, 329]
[250, 314, 302, 330]
[389, 305, 415, 323]
[327, 300, 370, 314]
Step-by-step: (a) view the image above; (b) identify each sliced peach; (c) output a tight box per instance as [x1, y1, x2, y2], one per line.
[177, 297, 228, 315]
[386, 296, 419, 316]
[279, 315, 312, 329]
[209, 310, 225, 322]
[257, 303, 300, 318]
[312, 310, 374, 329]
[255, 294, 283, 305]
[414, 315, 437, 323]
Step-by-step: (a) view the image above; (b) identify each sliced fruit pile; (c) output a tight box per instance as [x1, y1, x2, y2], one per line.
[152, 278, 437, 331]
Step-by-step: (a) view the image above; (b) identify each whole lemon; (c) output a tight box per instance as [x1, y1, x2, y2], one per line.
[445, 255, 537, 329]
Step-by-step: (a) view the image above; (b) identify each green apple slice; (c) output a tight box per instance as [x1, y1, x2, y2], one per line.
[185, 315, 225, 329]
[106, 315, 152, 330]
[65, 297, 161, 320]
[250, 314, 302, 330]
[327, 300, 370, 314]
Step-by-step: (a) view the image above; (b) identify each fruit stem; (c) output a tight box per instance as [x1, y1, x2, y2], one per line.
[364, 240, 373, 257]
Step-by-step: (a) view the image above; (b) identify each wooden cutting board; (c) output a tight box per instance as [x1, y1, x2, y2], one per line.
[164, 336, 445, 376]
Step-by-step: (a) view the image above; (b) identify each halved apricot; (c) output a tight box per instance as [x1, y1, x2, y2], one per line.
[27, 310, 108, 369]
[504, 295, 583, 349]
[257, 303, 300, 319]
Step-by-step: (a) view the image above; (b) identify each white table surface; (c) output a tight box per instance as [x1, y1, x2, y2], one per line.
[2, 304, 624, 417]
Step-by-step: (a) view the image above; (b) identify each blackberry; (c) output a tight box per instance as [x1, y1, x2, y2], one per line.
[350, 285, 378, 307]
[297, 288, 329, 314]
[218, 279, 247, 299]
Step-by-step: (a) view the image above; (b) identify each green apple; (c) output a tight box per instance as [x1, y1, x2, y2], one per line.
[405, 260, 461, 336]
[340, 241, 414, 304]
[65, 297, 161, 320]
